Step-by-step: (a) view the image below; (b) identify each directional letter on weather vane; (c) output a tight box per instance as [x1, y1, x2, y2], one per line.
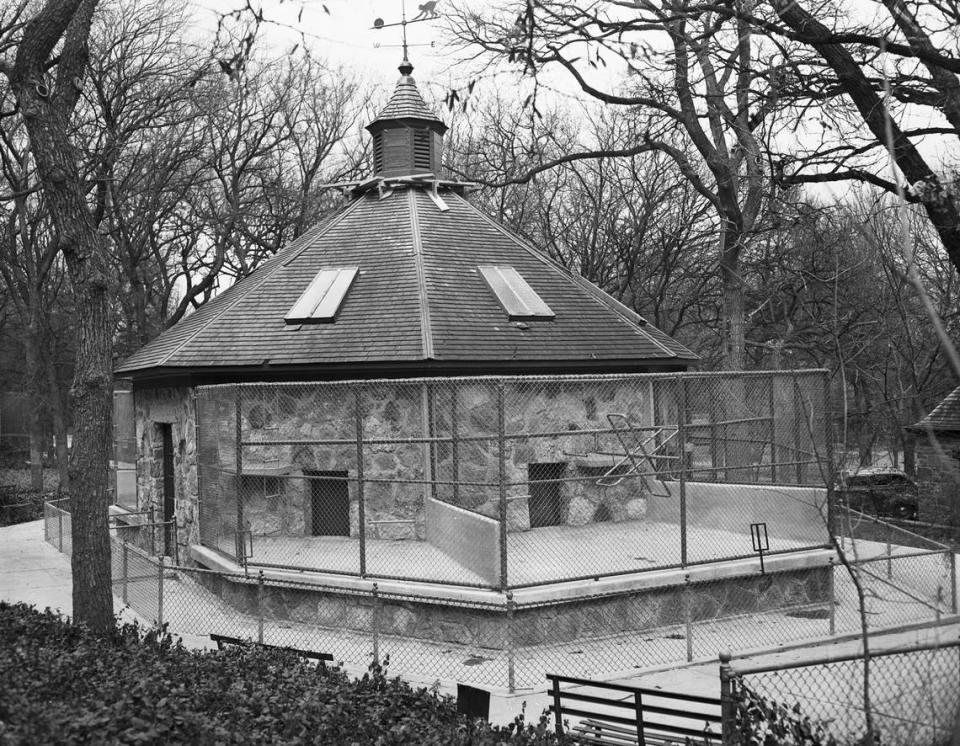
[372, 0, 442, 55]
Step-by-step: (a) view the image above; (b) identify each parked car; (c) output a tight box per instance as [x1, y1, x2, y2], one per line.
[838, 468, 919, 520]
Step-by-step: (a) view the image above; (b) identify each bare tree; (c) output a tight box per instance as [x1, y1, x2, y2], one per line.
[0, 0, 113, 632]
[720, 1, 960, 278]
[449, 1, 791, 368]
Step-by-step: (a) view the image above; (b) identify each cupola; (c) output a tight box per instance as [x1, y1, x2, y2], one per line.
[365, 59, 447, 178]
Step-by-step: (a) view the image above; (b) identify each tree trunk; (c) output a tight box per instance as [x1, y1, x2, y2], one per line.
[719, 225, 746, 370]
[14, 87, 113, 635]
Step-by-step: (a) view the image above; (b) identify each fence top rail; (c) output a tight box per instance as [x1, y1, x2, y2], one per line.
[546, 674, 721, 705]
[196, 368, 829, 393]
[840, 508, 952, 551]
[726, 627, 960, 676]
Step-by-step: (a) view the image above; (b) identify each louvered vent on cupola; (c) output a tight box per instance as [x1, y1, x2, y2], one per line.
[413, 129, 431, 172]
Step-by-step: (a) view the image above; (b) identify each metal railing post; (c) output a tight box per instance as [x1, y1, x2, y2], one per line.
[372, 583, 380, 665]
[550, 676, 564, 737]
[497, 382, 508, 591]
[122, 542, 129, 606]
[157, 555, 165, 628]
[257, 570, 265, 644]
[719, 651, 737, 745]
[506, 591, 516, 693]
[356, 390, 366, 578]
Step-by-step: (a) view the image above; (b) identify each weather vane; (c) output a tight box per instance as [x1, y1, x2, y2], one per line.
[371, 0, 441, 56]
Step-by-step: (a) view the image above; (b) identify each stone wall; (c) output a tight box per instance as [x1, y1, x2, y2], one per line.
[194, 565, 830, 650]
[129, 386, 198, 560]
[915, 436, 960, 526]
[193, 378, 664, 553]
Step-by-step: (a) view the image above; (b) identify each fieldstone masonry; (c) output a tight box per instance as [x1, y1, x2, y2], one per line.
[127, 387, 199, 559]
[182, 378, 666, 559]
[193, 565, 829, 649]
[914, 435, 960, 526]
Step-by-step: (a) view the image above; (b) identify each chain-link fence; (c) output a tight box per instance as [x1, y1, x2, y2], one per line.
[42, 493, 957, 693]
[724, 637, 960, 745]
[43, 497, 71, 555]
[194, 371, 831, 590]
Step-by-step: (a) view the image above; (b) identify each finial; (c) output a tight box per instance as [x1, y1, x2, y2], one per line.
[399, 58, 414, 76]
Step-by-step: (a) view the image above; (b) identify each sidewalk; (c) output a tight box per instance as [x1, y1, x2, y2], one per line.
[0, 519, 73, 616]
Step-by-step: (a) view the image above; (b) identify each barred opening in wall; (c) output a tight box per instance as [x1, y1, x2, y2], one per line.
[528, 462, 566, 528]
[305, 470, 349, 536]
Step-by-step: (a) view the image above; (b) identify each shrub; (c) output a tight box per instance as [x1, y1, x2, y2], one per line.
[0, 487, 47, 527]
[735, 681, 839, 746]
[0, 602, 570, 745]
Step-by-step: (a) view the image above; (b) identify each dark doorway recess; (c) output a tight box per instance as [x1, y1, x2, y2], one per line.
[159, 424, 175, 556]
[305, 470, 350, 536]
[528, 462, 566, 528]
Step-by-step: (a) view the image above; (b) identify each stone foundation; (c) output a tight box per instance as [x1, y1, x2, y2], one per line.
[192, 563, 830, 650]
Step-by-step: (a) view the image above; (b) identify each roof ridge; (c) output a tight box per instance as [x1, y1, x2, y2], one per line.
[154, 200, 364, 367]
[447, 191, 693, 360]
[408, 189, 435, 359]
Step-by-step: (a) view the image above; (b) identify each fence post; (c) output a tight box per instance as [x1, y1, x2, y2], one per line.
[767, 378, 777, 483]
[257, 570, 265, 644]
[157, 555, 165, 628]
[828, 556, 836, 636]
[497, 382, 508, 591]
[371, 583, 382, 666]
[122, 542, 129, 605]
[451, 385, 459, 504]
[684, 574, 694, 662]
[235, 384, 245, 567]
[58, 508, 63, 553]
[506, 591, 516, 693]
[356, 390, 366, 578]
[678, 375, 688, 568]
[719, 651, 737, 745]
[950, 551, 958, 615]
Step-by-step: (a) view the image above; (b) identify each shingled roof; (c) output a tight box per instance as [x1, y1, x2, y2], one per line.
[366, 59, 446, 132]
[115, 63, 697, 385]
[909, 386, 960, 433]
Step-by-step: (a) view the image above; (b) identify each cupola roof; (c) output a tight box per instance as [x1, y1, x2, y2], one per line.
[366, 60, 447, 134]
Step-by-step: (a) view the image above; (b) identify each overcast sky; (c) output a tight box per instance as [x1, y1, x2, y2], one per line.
[193, 0, 473, 94]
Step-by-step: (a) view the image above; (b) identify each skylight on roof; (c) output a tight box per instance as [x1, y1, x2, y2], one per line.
[285, 267, 357, 324]
[477, 265, 555, 320]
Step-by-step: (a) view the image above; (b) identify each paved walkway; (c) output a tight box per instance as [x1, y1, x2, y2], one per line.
[3, 519, 957, 729]
[0, 520, 74, 615]
[0, 520, 151, 630]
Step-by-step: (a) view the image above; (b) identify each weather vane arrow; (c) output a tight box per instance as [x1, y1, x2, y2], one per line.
[371, 1, 442, 58]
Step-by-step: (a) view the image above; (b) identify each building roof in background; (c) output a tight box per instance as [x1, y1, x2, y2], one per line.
[909, 385, 960, 433]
